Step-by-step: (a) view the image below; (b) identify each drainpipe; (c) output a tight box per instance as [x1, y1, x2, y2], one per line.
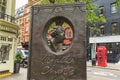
[91, 39, 97, 66]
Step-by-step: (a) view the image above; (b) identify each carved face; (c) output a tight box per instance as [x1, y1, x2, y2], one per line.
[44, 16, 74, 55]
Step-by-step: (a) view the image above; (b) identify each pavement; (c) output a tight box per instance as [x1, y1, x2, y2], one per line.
[87, 60, 120, 71]
[0, 61, 120, 80]
[0, 68, 27, 80]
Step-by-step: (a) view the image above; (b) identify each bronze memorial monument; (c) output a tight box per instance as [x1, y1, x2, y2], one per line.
[28, 2, 86, 80]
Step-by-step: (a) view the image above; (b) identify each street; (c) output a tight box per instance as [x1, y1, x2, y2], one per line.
[0, 68, 27, 80]
[0, 67, 120, 80]
[87, 67, 120, 80]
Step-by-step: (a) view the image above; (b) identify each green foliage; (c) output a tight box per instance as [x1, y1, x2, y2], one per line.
[35, 0, 120, 35]
[41, 0, 49, 4]
[32, 0, 120, 36]
[48, 22, 56, 31]
[40, 0, 74, 4]
[116, 0, 120, 7]
[54, 0, 74, 3]
[14, 52, 23, 63]
[85, 0, 106, 35]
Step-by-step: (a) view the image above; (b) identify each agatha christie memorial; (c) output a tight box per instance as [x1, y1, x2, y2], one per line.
[28, 3, 86, 80]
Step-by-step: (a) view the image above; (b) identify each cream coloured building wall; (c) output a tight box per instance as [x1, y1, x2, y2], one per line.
[0, 19, 18, 73]
[0, 0, 18, 74]
[0, 31, 17, 72]
[6, 0, 16, 16]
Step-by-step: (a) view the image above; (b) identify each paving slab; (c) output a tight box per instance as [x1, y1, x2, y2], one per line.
[0, 68, 27, 80]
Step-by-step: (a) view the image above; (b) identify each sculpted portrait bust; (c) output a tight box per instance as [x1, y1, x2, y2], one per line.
[46, 19, 73, 54]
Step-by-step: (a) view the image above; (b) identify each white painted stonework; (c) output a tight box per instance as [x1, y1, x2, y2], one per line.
[89, 35, 120, 43]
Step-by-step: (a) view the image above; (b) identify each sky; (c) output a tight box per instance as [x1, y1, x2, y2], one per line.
[15, 0, 28, 9]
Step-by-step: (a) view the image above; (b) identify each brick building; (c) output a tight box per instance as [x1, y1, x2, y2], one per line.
[15, 1, 35, 49]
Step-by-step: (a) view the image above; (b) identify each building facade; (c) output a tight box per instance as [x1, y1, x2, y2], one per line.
[15, 1, 35, 49]
[88, 0, 120, 63]
[0, 0, 18, 75]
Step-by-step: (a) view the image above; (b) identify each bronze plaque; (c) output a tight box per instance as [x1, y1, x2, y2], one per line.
[28, 3, 86, 80]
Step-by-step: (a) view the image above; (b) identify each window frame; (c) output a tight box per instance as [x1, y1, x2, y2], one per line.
[0, 0, 7, 13]
[100, 25, 105, 36]
[111, 22, 118, 35]
[99, 6, 104, 16]
[111, 2, 117, 13]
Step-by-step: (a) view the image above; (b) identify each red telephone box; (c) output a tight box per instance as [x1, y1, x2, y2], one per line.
[97, 46, 107, 67]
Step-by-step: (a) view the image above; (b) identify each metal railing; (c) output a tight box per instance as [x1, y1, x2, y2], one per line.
[0, 12, 15, 23]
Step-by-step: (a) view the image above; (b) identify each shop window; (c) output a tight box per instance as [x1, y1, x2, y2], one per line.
[117, 43, 120, 53]
[111, 3, 117, 13]
[0, 44, 12, 63]
[107, 43, 112, 54]
[112, 23, 118, 35]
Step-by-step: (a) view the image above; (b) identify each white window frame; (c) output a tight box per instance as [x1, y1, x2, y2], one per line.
[111, 3, 117, 13]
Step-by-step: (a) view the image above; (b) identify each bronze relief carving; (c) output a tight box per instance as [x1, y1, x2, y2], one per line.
[28, 3, 86, 80]
[44, 17, 74, 55]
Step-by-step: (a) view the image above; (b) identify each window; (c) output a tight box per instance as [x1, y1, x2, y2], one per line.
[19, 19, 22, 24]
[0, 36, 6, 41]
[8, 37, 13, 42]
[0, 44, 12, 62]
[111, 3, 117, 13]
[107, 43, 112, 54]
[26, 17, 29, 23]
[99, 6, 104, 16]
[0, 0, 7, 13]
[112, 23, 118, 35]
[26, 8, 30, 13]
[116, 43, 120, 53]
[100, 25, 105, 36]
[26, 24, 29, 32]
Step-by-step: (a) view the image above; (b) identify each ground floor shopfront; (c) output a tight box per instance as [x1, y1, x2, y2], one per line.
[89, 35, 120, 63]
[0, 19, 18, 76]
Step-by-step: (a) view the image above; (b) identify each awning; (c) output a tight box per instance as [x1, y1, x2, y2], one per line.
[89, 35, 120, 43]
